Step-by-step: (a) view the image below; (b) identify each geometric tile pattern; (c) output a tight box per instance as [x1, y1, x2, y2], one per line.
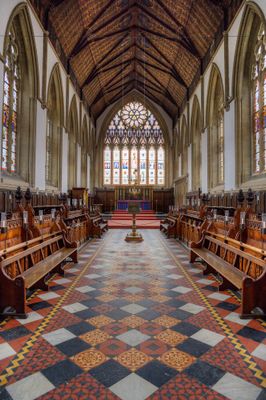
[0, 231, 265, 400]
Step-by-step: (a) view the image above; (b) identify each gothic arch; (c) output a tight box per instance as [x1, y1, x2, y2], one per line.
[2, 3, 39, 185]
[206, 63, 225, 189]
[233, 1, 266, 187]
[46, 63, 64, 188]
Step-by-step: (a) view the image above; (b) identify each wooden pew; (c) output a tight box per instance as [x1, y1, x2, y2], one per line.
[190, 233, 266, 318]
[89, 212, 108, 238]
[160, 214, 177, 238]
[0, 231, 78, 318]
[178, 208, 209, 245]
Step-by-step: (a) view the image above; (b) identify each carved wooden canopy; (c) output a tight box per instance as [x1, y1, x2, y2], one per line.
[30, 0, 243, 120]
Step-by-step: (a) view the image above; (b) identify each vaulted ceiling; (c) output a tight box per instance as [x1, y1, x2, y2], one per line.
[31, 0, 243, 120]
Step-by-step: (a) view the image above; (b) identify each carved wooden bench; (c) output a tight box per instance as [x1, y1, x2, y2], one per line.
[0, 232, 78, 318]
[160, 215, 177, 238]
[190, 233, 266, 318]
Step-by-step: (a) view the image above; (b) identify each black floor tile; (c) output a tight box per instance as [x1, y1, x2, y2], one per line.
[89, 359, 130, 387]
[169, 309, 191, 320]
[216, 302, 239, 311]
[75, 309, 98, 320]
[185, 360, 225, 387]
[67, 321, 95, 336]
[136, 299, 157, 308]
[177, 338, 211, 357]
[172, 322, 200, 336]
[81, 299, 101, 308]
[42, 359, 83, 387]
[137, 310, 161, 321]
[237, 326, 266, 343]
[56, 338, 91, 356]
[0, 326, 31, 341]
[29, 301, 51, 311]
[106, 309, 129, 320]
[165, 298, 186, 307]
[137, 360, 177, 387]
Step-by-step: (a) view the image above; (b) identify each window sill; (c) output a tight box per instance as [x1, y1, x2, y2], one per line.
[0, 175, 30, 190]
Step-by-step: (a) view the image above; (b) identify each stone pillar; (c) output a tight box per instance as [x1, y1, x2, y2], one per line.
[76, 144, 81, 186]
[61, 128, 68, 192]
[87, 154, 91, 190]
[0, 58, 4, 182]
[187, 144, 192, 192]
[34, 101, 47, 190]
[201, 129, 208, 193]
[224, 100, 236, 190]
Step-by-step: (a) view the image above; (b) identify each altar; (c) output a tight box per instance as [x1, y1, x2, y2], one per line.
[117, 200, 152, 211]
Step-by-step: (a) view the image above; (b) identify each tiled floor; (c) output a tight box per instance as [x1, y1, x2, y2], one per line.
[0, 230, 266, 400]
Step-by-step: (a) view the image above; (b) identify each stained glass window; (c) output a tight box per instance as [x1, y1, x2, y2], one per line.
[122, 147, 129, 184]
[252, 27, 266, 173]
[157, 147, 165, 185]
[103, 102, 165, 185]
[1, 32, 19, 173]
[140, 147, 147, 184]
[104, 146, 111, 185]
[113, 146, 120, 185]
[149, 147, 156, 184]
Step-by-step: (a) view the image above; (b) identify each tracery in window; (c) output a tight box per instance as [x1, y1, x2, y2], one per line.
[103, 102, 165, 186]
[2, 31, 20, 173]
[251, 26, 266, 173]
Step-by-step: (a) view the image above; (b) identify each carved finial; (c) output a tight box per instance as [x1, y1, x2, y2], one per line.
[246, 188, 254, 206]
[24, 188, 32, 203]
[15, 186, 23, 203]
[237, 189, 245, 205]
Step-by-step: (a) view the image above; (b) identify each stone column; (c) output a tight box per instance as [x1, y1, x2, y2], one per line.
[224, 100, 236, 190]
[201, 128, 208, 193]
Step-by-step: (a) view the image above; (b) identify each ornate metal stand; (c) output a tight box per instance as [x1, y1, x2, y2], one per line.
[125, 212, 143, 242]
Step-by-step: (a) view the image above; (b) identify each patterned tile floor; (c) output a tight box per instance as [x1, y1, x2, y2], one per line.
[0, 230, 266, 400]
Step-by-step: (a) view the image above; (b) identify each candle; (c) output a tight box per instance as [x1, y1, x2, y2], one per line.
[51, 209, 56, 220]
[225, 210, 229, 223]
[240, 212, 246, 226]
[1, 213, 6, 229]
[23, 211, 28, 224]
[39, 210, 43, 223]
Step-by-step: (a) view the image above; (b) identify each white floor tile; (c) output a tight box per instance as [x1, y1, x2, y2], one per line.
[191, 328, 225, 346]
[251, 343, 266, 361]
[179, 303, 205, 314]
[75, 286, 96, 293]
[224, 312, 250, 326]
[208, 292, 231, 301]
[171, 286, 192, 294]
[0, 343, 16, 360]
[17, 312, 43, 325]
[212, 372, 262, 400]
[6, 372, 55, 400]
[38, 292, 60, 300]
[62, 302, 88, 313]
[42, 328, 76, 345]
[110, 373, 158, 400]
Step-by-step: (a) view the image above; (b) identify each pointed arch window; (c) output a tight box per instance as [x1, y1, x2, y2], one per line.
[2, 31, 20, 173]
[103, 102, 165, 185]
[252, 27, 266, 174]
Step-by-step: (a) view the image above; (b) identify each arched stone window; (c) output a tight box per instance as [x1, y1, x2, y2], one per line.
[1, 6, 38, 184]
[103, 102, 165, 186]
[68, 97, 78, 189]
[251, 27, 266, 174]
[234, 4, 266, 185]
[46, 65, 63, 188]
[207, 65, 225, 189]
[191, 97, 201, 191]
[181, 115, 188, 177]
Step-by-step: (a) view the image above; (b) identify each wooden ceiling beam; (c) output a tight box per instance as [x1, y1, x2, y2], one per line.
[81, 39, 131, 88]
[155, 0, 201, 59]
[138, 34, 187, 87]
[69, 4, 133, 58]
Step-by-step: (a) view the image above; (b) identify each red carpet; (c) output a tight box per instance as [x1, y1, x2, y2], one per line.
[109, 210, 161, 229]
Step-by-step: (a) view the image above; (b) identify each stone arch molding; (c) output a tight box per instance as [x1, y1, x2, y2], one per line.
[98, 90, 171, 147]
[47, 63, 64, 127]
[206, 63, 225, 127]
[2, 2, 39, 186]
